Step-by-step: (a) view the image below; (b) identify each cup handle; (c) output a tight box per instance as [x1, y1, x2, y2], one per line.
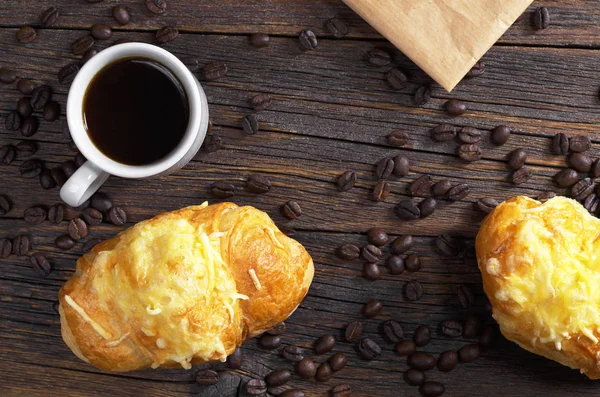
[60, 161, 110, 207]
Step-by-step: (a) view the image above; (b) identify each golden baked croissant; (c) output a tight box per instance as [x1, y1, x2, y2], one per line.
[476, 196, 600, 379]
[58, 202, 314, 372]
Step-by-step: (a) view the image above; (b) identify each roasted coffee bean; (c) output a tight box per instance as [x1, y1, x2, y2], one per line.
[395, 340, 416, 356]
[315, 362, 333, 382]
[419, 197, 436, 218]
[250, 33, 270, 47]
[410, 174, 433, 196]
[39, 169, 57, 189]
[326, 17, 348, 38]
[457, 143, 481, 162]
[265, 369, 291, 387]
[386, 255, 405, 274]
[267, 322, 286, 335]
[282, 201, 302, 219]
[47, 204, 64, 224]
[414, 85, 432, 106]
[533, 6, 550, 29]
[40, 6, 59, 27]
[551, 133, 569, 155]
[458, 344, 481, 362]
[392, 155, 410, 177]
[68, 218, 88, 240]
[246, 174, 271, 193]
[91, 23, 112, 40]
[387, 130, 408, 147]
[20, 159, 43, 178]
[381, 320, 404, 343]
[491, 125, 511, 146]
[43, 101, 61, 121]
[445, 99, 467, 116]
[591, 159, 600, 178]
[372, 180, 391, 202]
[413, 324, 430, 346]
[242, 113, 259, 134]
[108, 206, 126, 226]
[156, 26, 179, 43]
[15, 140, 36, 158]
[363, 262, 381, 281]
[80, 48, 95, 65]
[362, 299, 382, 318]
[0, 238, 12, 258]
[345, 320, 364, 342]
[195, 369, 218, 386]
[296, 358, 317, 379]
[375, 158, 394, 179]
[404, 369, 426, 386]
[16, 26, 37, 43]
[50, 167, 66, 187]
[5, 111, 22, 131]
[554, 169, 579, 188]
[337, 243, 360, 260]
[0, 196, 11, 216]
[457, 284, 475, 308]
[146, 0, 167, 14]
[211, 181, 236, 198]
[17, 97, 33, 117]
[571, 135, 591, 153]
[391, 235, 413, 255]
[0, 67, 17, 84]
[440, 319, 463, 337]
[112, 5, 131, 25]
[367, 228, 388, 246]
[395, 200, 420, 220]
[24, 206, 46, 225]
[299, 29, 318, 50]
[447, 183, 470, 201]
[259, 334, 281, 350]
[246, 379, 268, 395]
[463, 315, 482, 338]
[314, 334, 336, 354]
[386, 68, 408, 90]
[408, 352, 436, 370]
[31, 85, 52, 110]
[466, 61, 485, 78]
[329, 353, 348, 372]
[362, 244, 382, 263]
[365, 48, 391, 66]
[20, 116, 39, 137]
[89, 192, 112, 213]
[61, 160, 77, 178]
[226, 347, 243, 369]
[331, 384, 352, 397]
[13, 235, 30, 256]
[476, 198, 498, 214]
[479, 326, 496, 348]
[30, 254, 51, 277]
[437, 351, 458, 373]
[0, 145, 16, 165]
[250, 93, 272, 111]
[282, 345, 304, 362]
[337, 171, 357, 191]
[569, 152, 593, 173]
[405, 254, 421, 272]
[405, 280, 423, 301]
[571, 178, 594, 201]
[436, 234, 461, 256]
[71, 35, 94, 55]
[357, 337, 381, 360]
[584, 193, 600, 214]
[420, 382, 445, 397]
[510, 167, 532, 185]
[507, 149, 527, 170]
[430, 124, 457, 142]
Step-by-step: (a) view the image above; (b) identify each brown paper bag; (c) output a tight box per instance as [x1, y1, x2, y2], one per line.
[343, 0, 533, 91]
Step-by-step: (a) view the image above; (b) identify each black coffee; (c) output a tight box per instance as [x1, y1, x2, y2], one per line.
[83, 58, 189, 165]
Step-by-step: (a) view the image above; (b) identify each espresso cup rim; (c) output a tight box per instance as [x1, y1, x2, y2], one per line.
[66, 42, 203, 178]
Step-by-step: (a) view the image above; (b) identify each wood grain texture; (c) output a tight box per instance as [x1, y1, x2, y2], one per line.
[1, 2, 600, 397]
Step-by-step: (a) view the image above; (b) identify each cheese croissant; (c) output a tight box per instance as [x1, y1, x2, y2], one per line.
[476, 196, 600, 379]
[58, 202, 314, 372]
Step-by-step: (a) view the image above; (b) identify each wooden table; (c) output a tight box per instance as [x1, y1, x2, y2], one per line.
[1, 1, 600, 396]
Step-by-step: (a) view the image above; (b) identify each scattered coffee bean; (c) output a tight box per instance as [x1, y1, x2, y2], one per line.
[0, 238, 12, 258]
[108, 206, 126, 226]
[250, 93, 272, 111]
[315, 362, 333, 382]
[0, 196, 11, 216]
[211, 181, 236, 198]
[447, 183, 470, 201]
[420, 381, 445, 397]
[413, 324, 430, 346]
[242, 113, 259, 134]
[81, 48, 97, 64]
[16, 26, 37, 43]
[259, 334, 281, 349]
[584, 193, 600, 214]
[553, 169, 579, 188]
[386, 68, 408, 90]
[282, 345, 304, 362]
[112, 5, 131, 25]
[15, 140, 36, 158]
[40, 6, 59, 27]
[408, 352, 436, 370]
[0, 67, 18, 84]
[21, 116, 39, 137]
[39, 169, 57, 189]
[74, 153, 87, 167]
[71, 35, 94, 55]
[414, 85, 432, 106]
[282, 201, 302, 219]
[386, 255, 405, 274]
[381, 320, 404, 343]
[90, 23, 112, 41]
[50, 168, 66, 186]
[571, 178, 594, 202]
[329, 353, 348, 372]
[466, 61, 485, 78]
[337, 243, 360, 260]
[362, 244, 382, 263]
[533, 6, 550, 30]
[365, 48, 391, 66]
[570, 136, 591, 153]
[5, 111, 22, 131]
[507, 149, 527, 170]
[391, 235, 413, 255]
[392, 155, 410, 177]
[476, 198, 498, 214]
[156, 26, 179, 43]
[146, 0, 167, 14]
[88, 193, 111, 213]
[246, 174, 271, 193]
[314, 334, 336, 354]
[405, 280, 423, 301]
[31, 254, 51, 277]
[591, 159, 600, 178]
[419, 197, 436, 218]
[387, 130, 409, 147]
[47, 204, 64, 224]
[337, 171, 357, 192]
[13, 235, 30, 256]
[404, 369, 426, 386]
[195, 369, 218, 386]
[440, 319, 463, 337]
[226, 347, 243, 369]
[510, 167, 532, 185]
[445, 99, 467, 116]
[367, 228, 388, 246]
[437, 351, 458, 373]
[395, 340, 416, 356]
[362, 299, 382, 318]
[357, 337, 381, 360]
[458, 127, 482, 144]
[250, 33, 270, 47]
[326, 17, 348, 38]
[68, 218, 88, 240]
[372, 180, 391, 202]
[436, 234, 461, 256]
[457, 143, 482, 162]
[430, 124, 457, 142]
[479, 326, 496, 348]
[458, 344, 481, 362]
[265, 369, 291, 387]
[17, 79, 35, 95]
[405, 254, 421, 272]
[31, 85, 52, 110]
[299, 29, 318, 50]
[410, 174, 433, 196]
[43, 101, 61, 121]
[246, 378, 268, 395]
[569, 152, 593, 173]
[20, 159, 43, 178]
[0, 145, 16, 165]
[296, 358, 317, 379]
[457, 284, 475, 308]
[395, 200, 420, 220]
[56, 234, 75, 251]
[491, 125, 511, 146]
[331, 384, 352, 397]
[17, 97, 33, 117]
[375, 158, 394, 179]
[551, 133, 569, 155]
[345, 321, 364, 343]
[363, 262, 381, 281]
[24, 206, 46, 225]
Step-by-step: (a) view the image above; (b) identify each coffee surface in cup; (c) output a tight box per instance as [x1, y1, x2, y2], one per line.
[83, 57, 189, 165]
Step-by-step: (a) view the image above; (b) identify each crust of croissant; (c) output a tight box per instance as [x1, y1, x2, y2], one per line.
[58, 202, 314, 372]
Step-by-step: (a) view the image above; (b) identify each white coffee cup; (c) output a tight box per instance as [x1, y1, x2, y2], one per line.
[60, 43, 209, 207]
